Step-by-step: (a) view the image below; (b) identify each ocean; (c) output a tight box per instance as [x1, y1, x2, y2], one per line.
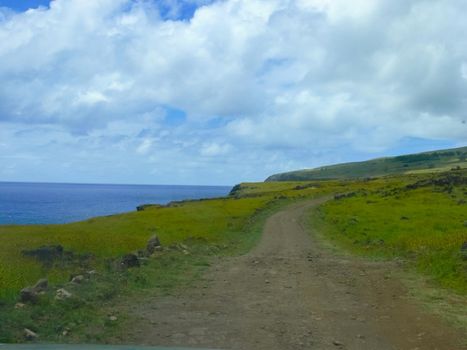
[0, 182, 232, 225]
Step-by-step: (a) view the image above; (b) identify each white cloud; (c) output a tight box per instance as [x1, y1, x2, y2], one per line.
[136, 138, 153, 155]
[75, 91, 109, 106]
[200, 142, 232, 156]
[0, 0, 466, 184]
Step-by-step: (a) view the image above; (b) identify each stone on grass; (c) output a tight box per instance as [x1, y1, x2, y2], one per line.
[71, 275, 85, 284]
[33, 278, 48, 292]
[22, 245, 63, 264]
[85, 270, 97, 278]
[24, 328, 38, 340]
[121, 253, 140, 268]
[55, 288, 72, 300]
[146, 235, 161, 255]
[20, 287, 38, 303]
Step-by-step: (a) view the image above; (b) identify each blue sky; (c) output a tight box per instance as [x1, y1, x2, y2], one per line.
[0, 0, 50, 12]
[0, 0, 466, 185]
[0, 0, 208, 20]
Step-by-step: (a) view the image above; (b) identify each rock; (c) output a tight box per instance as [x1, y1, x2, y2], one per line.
[461, 241, 467, 260]
[146, 235, 161, 255]
[229, 184, 242, 196]
[464, 221, 467, 227]
[137, 249, 150, 258]
[20, 287, 38, 303]
[120, 253, 140, 268]
[55, 288, 72, 300]
[24, 328, 38, 340]
[33, 278, 48, 292]
[333, 340, 344, 346]
[294, 183, 318, 190]
[136, 204, 163, 211]
[109, 315, 118, 321]
[22, 245, 64, 264]
[334, 192, 356, 200]
[71, 275, 85, 284]
[15, 302, 26, 309]
[85, 270, 97, 278]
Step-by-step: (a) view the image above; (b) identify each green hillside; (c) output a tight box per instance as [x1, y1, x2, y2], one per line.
[266, 146, 467, 182]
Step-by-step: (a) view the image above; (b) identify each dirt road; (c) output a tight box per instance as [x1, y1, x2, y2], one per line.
[127, 198, 466, 349]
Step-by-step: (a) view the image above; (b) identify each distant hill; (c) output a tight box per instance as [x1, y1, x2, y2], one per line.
[266, 146, 467, 182]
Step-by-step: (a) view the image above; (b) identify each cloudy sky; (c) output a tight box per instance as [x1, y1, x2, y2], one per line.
[0, 0, 466, 185]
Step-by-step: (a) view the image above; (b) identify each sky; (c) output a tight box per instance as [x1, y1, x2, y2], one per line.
[0, 0, 466, 185]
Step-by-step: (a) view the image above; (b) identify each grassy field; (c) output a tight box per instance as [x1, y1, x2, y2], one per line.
[0, 195, 276, 300]
[0, 194, 286, 342]
[311, 169, 467, 293]
[267, 146, 467, 181]
[0, 168, 465, 342]
[0, 182, 336, 342]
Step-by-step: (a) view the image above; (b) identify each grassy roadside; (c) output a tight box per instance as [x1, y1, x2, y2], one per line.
[308, 169, 467, 294]
[0, 193, 299, 343]
[301, 170, 467, 332]
[306, 203, 467, 332]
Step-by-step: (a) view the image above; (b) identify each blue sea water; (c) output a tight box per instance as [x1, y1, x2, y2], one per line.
[0, 182, 232, 225]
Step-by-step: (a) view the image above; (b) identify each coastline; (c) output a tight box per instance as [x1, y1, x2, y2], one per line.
[0, 183, 232, 225]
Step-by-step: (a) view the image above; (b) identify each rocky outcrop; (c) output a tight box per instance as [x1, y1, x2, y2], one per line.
[146, 235, 161, 255]
[22, 245, 94, 269]
[136, 204, 163, 211]
[20, 287, 38, 303]
[19, 278, 49, 303]
[406, 171, 467, 190]
[120, 253, 140, 268]
[33, 278, 48, 292]
[229, 184, 242, 196]
[334, 192, 357, 200]
[22, 245, 64, 264]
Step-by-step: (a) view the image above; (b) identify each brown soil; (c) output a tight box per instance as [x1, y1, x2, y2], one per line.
[124, 198, 466, 349]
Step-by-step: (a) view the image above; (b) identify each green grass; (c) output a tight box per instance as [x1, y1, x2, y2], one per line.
[0, 193, 291, 343]
[0, 248, 213, 343]
[311, 170, 467, 293]
[0, 179, 336, 343]
[0, 195, 276, 300]
[267, 146, 467, 181]
[1, 168, 465, 343]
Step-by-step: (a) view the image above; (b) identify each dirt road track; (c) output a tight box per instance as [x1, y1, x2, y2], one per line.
[127, 198, 466, 349]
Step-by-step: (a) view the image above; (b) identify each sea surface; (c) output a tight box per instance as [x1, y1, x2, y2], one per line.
[0, 182, 232, 225]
